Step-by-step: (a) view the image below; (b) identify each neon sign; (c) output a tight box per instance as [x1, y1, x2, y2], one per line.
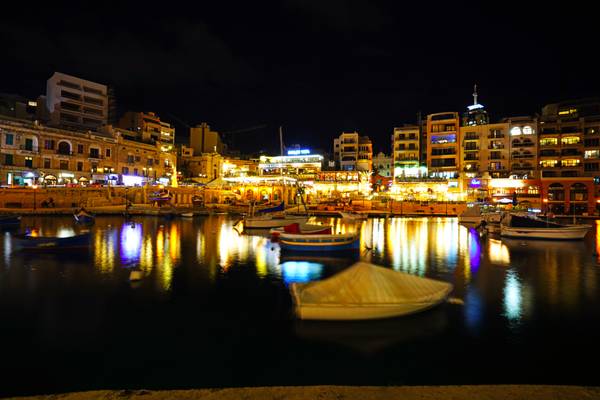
[287, 149, 310, 155]
[469, 178, 481, 188]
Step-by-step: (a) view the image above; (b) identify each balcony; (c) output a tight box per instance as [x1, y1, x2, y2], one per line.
[560, 141, 582, 148]
[488, 145, 505, 150]
[56, 150, 74, 157]
[540, 150, 559, 157]
[561, 149, 582, 156]
[488, 155, 504, 160]
[463, 147, 479, 151]
[464, 134, 479, 140]
[18, 145, 39, 154]
[88, 154, 105, 160]
[487, 166, 506, 171]
[464, 155, 479, 161]
[511, 142, 535, 147]
[487, 133, 505, 139]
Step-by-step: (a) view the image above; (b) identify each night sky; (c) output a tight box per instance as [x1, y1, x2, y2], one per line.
[2, 1, 598, 154]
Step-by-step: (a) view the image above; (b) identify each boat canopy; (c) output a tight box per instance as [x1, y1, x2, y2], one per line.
[293, 262, 452, 305]
[506, 214, 564, 228]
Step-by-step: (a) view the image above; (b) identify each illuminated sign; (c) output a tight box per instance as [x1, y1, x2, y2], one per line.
[27, 101, 37, 107]
[469, 178, 481, 188]
[287, 149, 311, 155]
[448, 181, 458, 188]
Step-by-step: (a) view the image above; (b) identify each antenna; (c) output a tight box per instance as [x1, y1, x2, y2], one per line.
[279, 126, 284, 156]
[473, 84, 478, 106]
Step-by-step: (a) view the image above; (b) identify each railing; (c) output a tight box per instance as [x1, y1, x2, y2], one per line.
[18, 145, 39, 153]
[488, 155, 504, 160]
[464, 134, 479, 140]
[487, 133, 505, 138]
[488, 145, 505, 149]
[511, 142, 535, 147]
[88, 154, 105, 159]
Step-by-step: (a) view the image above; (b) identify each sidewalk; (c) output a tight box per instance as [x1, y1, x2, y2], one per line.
[4, 385, 600, 400]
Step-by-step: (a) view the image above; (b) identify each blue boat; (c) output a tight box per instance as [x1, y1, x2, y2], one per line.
[14, 232, 92, 252]
[74, 210, 95, 225]
[256, 201, 285, 214]
[0, 215, 21, 227]
[279, 232, 360, 252]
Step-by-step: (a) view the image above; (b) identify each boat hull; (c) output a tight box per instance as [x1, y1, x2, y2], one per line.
[290, 284, 451, 320]
[14, 232, 92, 251]
[74, 215, 95, 225]
[244, 216, 308, 229]
[458, 216, 482, 224]
[500, 224, 591, 239]
[0, 216, 21, 227]
[279, 233, 360, 252]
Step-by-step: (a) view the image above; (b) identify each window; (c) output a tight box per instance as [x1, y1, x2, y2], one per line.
[59, 160, 69, 170]
[133, 168, 138, 176]
[135, 156, 141, 162]
[539, 138, 558, 146]
[105, 149, 111, 158]
[561, 136, 580, 145]
[540, 160, 558, 168]
[57, 141, 71, 155]
[45, 140, 55, 150]
[430, 134, 456, 144]
[61, 90, 81, 100]
[127, 155, 134, 163]
[77, 161, 83, 171]
[24, 138, 33, 151]
[44, 158, 51, 168]
[25, 157, 33, 168]
[5, 133, 14, 145]
[585, 150, 600, 159]
[77, 144, 84, 154]
[122, 167, 129, 175]
[89, 148, 100, 158]
[561, 159, 580, 167]
[147, 158, 153, 166]
[4, 154, 13, 165]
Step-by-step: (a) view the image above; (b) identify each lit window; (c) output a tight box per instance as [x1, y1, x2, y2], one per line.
[522, 126, 533, 135]
[510, 127, 521, 136]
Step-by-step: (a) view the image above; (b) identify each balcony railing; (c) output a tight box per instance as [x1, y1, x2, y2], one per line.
[463, 147, 479, 151]
[488, 145, 505, 149]
[88, 153, 104, 160]
[511, 142, 535, 147]
[487, 133, 505, 139]
[464, 134, 479, 140]
[488, 155, 504, 160]
[18, 145, 39, 153]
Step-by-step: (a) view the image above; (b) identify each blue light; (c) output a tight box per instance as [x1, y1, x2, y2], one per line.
[469, 178, 481, 188]
[280, 261, 323, 285]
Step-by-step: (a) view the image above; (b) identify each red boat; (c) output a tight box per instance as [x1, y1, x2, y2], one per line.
[270, 223, 332, 240]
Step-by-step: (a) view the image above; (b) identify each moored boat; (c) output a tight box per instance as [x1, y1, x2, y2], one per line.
[339, 211, 367, 220]
[244, 215, 308, 229]
[73, 209, 95, 225]
[14, 232, 92, 251]
[279, 231, 359, 252]
[0, 215, 21, 227]
[458, 204, 483, 224]
[270, 223, 332, 239]
[500, 214, 591, 240]
[181, 212, 194, 218]
[289, 261, 453, 320]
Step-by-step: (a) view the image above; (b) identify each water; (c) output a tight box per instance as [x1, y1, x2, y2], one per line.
[1, 215, 600, 396]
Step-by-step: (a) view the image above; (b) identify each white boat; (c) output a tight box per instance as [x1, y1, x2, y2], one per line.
[458, 204, 483, 224]
[339, 211, 367, 220]
[244, 215, 308, 229]
[500, 214, 591, 240]
[279, 232, 360, 252]
[181, 212, 194, 218]
[289, 261, 453, 320]
[270, 223, 332, 238]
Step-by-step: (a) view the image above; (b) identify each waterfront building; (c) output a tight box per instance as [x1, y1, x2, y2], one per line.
[459, 122, 510, 178]
[190, 122, 224, 155]
[46, 72, 108, 130]
[178, 145, 223, 182]
[504, 116, 538, 178]
[117, 111, 175, 146]
[426, 112, 460, 178]
[372, 152, 392, 177]
[392, 125, 423, 178]
[333, 132, 373, 171]
[258, 149, 323, 180]
[0, 116, 176, 186]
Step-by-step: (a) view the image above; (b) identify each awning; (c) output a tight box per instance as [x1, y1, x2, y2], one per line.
[43, 175, 57, 181]
[78, 177, 89, 181]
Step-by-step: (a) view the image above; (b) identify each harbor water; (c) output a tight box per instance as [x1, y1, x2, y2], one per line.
[1, 215, 600, 397]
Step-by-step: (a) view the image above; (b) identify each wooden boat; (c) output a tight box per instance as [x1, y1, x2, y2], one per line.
[500, 214, 591, 240]
[270, 223, 332, 239]
[149, 191, 172, 202]
[279, 232, 360, 252]
[73, 210, 95, 225]
[290, 261, 453, 320]
[0, 215, 21, 227]
[14, 232, 92, 252]
[244, 215, 308, 229]
[339, 211, 367, 220]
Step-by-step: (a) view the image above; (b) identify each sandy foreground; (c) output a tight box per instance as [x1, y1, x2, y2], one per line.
[4, 385, 600, 400]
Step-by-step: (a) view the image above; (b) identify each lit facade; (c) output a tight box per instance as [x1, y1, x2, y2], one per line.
[333, 132, 372, 171]
[372, 152, 392, 177]
[117, 111, 175, 146]
[392, 126, 421, 178]
[259, 150, 323, 180]
[46, 72, 108, 130]
[426, 112, 460, 178]
[505, 116, 538, 178]
[459, 122, 510, 178]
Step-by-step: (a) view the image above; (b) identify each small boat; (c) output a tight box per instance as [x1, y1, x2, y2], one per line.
[181, 212, 194, 218]
[270, 223, 332, 239]
[339, 211, 367, 220]
[279, 231, 360, 252]
[500, 214, 591, 240]
[289, 261, 453, 320]
[192, 195, 204, 207]
[149, 190, 172, 203]
[14, 232, 92, 252]
[482, 212, 504, 234]
[458, 204, 483, 224]
[244, 215, 308, 229]
[73, 209, 95, 225]
[0, 215, 21, 227]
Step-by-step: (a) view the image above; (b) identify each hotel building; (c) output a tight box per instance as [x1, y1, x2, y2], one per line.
[426, 112, 460, 178]
[333, 131, 373, 171]
[392, 125, 421, 178]
[117, 111, 175, 146]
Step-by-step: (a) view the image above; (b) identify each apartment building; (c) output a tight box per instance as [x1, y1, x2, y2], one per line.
[118, 111, 175, 146]
[372, 152, 392, 177]
[190, 122, 224, 155]
[459, 122, 510, 178]
[333, 131, 372, 171]
[504, 116, 538, 178]
[426, 112, 460, 178]
[0, 116, 176, 186]
[46, 72, 108, 130]
[392, 125, 421, 178]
